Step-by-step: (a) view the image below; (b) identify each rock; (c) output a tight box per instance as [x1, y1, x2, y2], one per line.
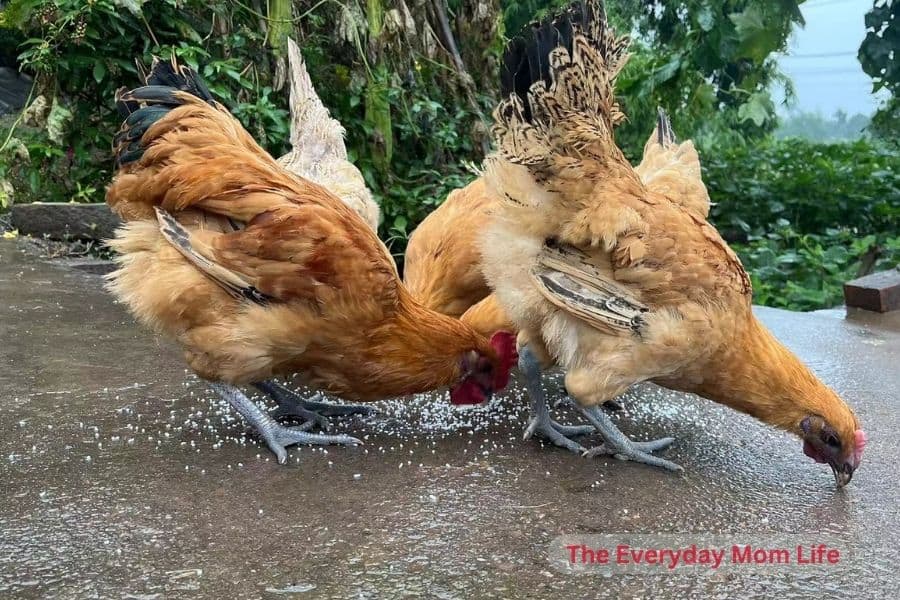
[10, 202, 120, 241]
[53, 258, 117, 275]
[0, 67, 32, 116]
[844, 268, 900, 313]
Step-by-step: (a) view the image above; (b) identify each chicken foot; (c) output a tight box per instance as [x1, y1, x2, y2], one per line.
[519, 345, 595, 454]
[209, 382, 362, 464]
[576, 405, 683, 472]
[253, 380, 375, 431]
[519, 345, 682, 472]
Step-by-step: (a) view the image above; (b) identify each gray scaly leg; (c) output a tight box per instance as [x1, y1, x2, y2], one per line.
[519, 345, 594, 453]
[577, 404, 682, 472]
[210, 382, 361, 464]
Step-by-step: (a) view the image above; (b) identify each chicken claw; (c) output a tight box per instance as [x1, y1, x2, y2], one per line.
[577, 405, 683, 472]
[210, 382, 362, 464]
[254, 380, 375, 431]
[519, 346, 593, 454]
[523, 416, 592, 454]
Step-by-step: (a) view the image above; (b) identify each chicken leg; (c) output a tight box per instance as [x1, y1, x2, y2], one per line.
[519, 345, 594, 453]
[253, 380, 375, 431]
[209, 382, 362, 464]
[519, 345, 682, 472]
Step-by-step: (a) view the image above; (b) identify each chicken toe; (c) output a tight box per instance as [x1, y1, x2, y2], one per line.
[577, 405, 682, 472]
[523, 415, 591, 454]
[254, 380, 374, 431]
[210, 382, 362, 464]
[265, 427, 362, 465]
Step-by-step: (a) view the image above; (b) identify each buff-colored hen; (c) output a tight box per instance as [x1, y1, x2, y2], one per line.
[480, 1, 865, 485]
[403, 108, 705, 340]
[404, 178, 514, 337]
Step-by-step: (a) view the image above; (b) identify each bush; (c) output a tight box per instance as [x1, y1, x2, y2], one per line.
[705, 138, 900, 237]
[735, 224, 899, 311]
[704, 138, 900, 311]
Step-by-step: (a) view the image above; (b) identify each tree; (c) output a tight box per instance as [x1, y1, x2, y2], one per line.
[608, 0, 805, 157]
[859, 0, 899, 95]
[859, 0, 898, 143]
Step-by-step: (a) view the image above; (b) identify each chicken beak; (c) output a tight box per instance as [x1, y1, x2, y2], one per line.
[831, 462, 853, 488]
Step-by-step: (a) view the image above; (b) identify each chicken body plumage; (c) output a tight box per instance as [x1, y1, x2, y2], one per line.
[403, 178, 515, 337]
[403, 109, 710, 341]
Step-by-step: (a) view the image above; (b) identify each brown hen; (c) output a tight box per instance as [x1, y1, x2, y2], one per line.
[105, 58, 516, 463]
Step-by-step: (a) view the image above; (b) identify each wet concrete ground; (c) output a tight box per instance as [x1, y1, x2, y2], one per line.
[1, 237, 899, 599]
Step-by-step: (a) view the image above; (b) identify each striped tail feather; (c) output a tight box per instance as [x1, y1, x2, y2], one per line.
[492, 0, 631, 174]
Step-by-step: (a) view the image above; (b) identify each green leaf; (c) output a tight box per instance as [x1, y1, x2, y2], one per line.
[737, 92, 774, 127]
[730, 6, 781, 63]
[697, 6, 715, 32]
[651, 56, 681, 86]
[92, 60, 106, 83]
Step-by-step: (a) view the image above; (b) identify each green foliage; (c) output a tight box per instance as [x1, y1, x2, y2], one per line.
[705, 138, 900, 310]
[868, 96, 900, 143]
[608, 0, 804, 159]
[2, 0, 293, 206]
[735, 225, 900, 311]
[501, 0, 569, 33]
[860, 1, 899, 146]
[859, 0, 899, 95]
[704, 138, 899, 237]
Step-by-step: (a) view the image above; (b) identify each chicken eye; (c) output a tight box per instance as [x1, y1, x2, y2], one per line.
[823, 433, 840, 449]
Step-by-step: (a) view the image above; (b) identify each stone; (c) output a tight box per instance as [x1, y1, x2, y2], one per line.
[0, 67, 32, 116]
[10, 202, 120, 241]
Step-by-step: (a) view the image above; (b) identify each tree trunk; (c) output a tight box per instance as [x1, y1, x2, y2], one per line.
[267, 0, 292, 90]
[365, 0, 394, 174]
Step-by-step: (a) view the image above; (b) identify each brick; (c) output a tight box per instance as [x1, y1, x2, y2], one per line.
[843, 268, 900, 313]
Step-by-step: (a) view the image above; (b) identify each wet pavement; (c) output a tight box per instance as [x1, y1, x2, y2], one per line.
[1, 237, 898, 599]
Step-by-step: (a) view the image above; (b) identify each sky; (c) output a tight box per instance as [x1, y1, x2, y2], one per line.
[774, 0, 888, 117]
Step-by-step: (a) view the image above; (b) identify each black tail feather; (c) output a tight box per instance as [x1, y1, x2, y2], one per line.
[113, 57, 215, 168]
[656, 107, 677, 147]
[500, 1, 609, 122]
[143, 57, 214, 103]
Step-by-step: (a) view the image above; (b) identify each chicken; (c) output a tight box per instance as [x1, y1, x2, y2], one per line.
[277, 37, 380, 230]
[105, 58, 517, 464]
[480, 1, 865, 486]
[634, 107, 710, 219]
